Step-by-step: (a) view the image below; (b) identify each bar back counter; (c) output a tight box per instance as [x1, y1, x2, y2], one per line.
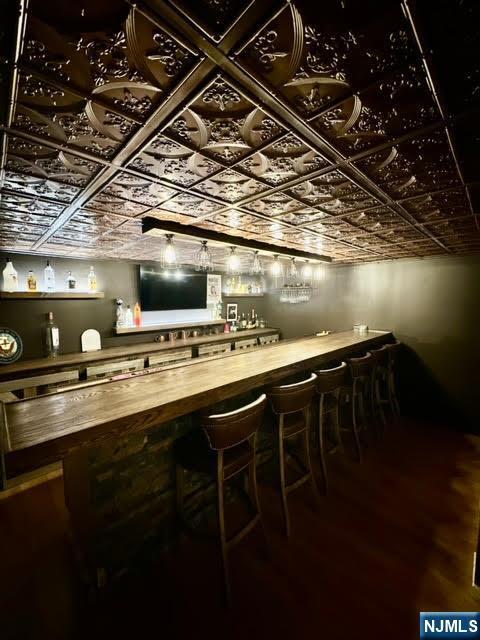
[1, 330, 393, 588]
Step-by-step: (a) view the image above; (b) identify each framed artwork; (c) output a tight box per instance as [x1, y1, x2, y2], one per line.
[207, 274, 222, 304]
[226, 303, 238, 322]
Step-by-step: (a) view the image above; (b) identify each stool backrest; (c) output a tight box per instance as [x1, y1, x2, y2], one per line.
[385, 341, 401, 365]
[315, 362, 348, 393]
[347, 352, 373, 378]
[268, 373, 317, 415]
[369, 345, 389, 367]
[202, 394, 267, 450]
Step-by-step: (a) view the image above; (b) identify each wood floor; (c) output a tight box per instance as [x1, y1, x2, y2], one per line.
[1, 418, 479, 640]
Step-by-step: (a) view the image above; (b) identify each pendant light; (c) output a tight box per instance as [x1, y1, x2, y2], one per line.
[301, 260, 313, 281]
[288, 257, 297, 279]
[161, 234, 177, 268]
[195, 240, 213, 272]
[226, 246, 240, 274]
[250, 250, 262, 275]
[270, 254, 283, 278]
[313, 264, 326, 283]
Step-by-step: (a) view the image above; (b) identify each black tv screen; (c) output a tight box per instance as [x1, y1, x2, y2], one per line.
[139, 266, 207, 311]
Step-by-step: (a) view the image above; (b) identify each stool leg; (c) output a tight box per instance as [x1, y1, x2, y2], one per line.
[358, 385, 368, 436]
[390, 369, 400, 416]
[278, 415, 291, 537]
[304, 407, 321, 502]
[376, 374, 387, 431]
[249, 435, 269, 556]
[175, 463, 185, 527]
[216, 453, 231, 607]
[333, 389, 344, 453]
[317, 395, 328, 494]
[351, 381, 362, 463]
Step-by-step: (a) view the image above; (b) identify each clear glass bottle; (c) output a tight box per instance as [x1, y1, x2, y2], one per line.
[44, 260, 55, 291]
[45, 311, 60, 357]
[66, 271, 76, 290]
[2, 257, 18, 292]
[87, 266, 97, 292]
[27, 270, 37, 291]
[125, 305, 133, 327]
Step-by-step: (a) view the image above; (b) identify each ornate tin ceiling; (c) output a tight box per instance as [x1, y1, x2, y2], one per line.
[0, 0, 478, 265]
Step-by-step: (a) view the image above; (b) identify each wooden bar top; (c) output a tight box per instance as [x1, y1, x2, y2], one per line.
[0, 327, 279, 380]
[4, 330, 391, 456]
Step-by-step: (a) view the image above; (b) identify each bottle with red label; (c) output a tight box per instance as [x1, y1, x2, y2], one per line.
[134, 302, 142, 327]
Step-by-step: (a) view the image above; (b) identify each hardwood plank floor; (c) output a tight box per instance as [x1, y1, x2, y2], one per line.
[1, 418, 479, 640]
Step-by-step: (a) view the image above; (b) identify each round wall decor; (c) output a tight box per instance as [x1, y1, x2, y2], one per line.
[0, 328, 23, 364]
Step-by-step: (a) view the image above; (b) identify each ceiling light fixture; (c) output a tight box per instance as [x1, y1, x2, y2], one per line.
[270, 254, 283, 278]
[250, 250, 262, 275]
[161, 234, 177, 268]
[302, 260, 313, 281]
[195, 240, 213, 272]
[226, 246, 241, 274]
[288, 257, 297, 278]
[143, 218, 332, 266]
[313, 264, 326, 283]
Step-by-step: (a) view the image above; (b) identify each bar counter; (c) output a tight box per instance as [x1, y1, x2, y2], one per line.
[4, 330, 391, 457]
[2, 329, 393, 583]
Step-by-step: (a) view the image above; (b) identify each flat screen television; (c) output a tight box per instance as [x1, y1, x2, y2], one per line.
[139, 266, 207, 311]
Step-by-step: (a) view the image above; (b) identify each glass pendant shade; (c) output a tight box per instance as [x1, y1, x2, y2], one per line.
[301, 260, 313, 280]
[313, 264, 326, 283]
[250, 250, 262, 275]
[195, 240, 213, 271]
[270, 254, 283, 278]
[226, 246, 241, 274]
[161, 234, 177, 268]
[288, 258, 297, 278]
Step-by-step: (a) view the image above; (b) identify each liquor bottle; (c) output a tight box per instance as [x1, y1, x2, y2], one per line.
[134, 302, 142, 327]
[2, 257, 18, 292]
[125, 305, 133, 327]
[87, 266, 97, 292]
[45, 311, 60, 357]
[240, 313, 247, 330]
[66, 271, 76, 290]
[27, 270, 37, 291]
[44, 260, 55, 291]
[116, 300, 125, 328]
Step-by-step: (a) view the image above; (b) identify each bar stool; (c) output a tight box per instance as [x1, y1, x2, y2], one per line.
[268, 373, 319, 537]
[314, 362, 349, 493]
[369, 345, 390, 428]
[385, 341, 402, 416]
[173, 394, 267, 606]
[345, 352, 374, 462]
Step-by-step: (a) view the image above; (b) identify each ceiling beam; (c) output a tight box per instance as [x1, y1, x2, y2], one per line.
[142, 216, 332, 262]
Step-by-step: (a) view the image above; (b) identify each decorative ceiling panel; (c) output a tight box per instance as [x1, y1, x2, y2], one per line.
[355, 129, 460, 199]
[235, 1, 418, 118]
[0, 0, 478, 264]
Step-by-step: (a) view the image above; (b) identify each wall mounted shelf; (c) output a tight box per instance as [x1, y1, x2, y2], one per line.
[115, 318, 226, 335]
[0, 291, 105, 300]
[223, 294, 264, 298]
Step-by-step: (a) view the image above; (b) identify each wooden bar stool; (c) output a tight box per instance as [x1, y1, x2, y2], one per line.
[369, 345, 390, 428]
[385, 341, 402, 416]
[345, 352, 374, 462]
[173, 394, 267, 606]
[268, 373, 319, 537]
[314, 362, 349, 493]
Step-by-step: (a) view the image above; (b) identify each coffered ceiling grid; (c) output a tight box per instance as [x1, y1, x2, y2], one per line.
[0, 0, 478, 264]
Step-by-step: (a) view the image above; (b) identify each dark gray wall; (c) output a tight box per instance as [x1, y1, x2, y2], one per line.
[0, 252, 263, 359]
[262, 255, 480, 431]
